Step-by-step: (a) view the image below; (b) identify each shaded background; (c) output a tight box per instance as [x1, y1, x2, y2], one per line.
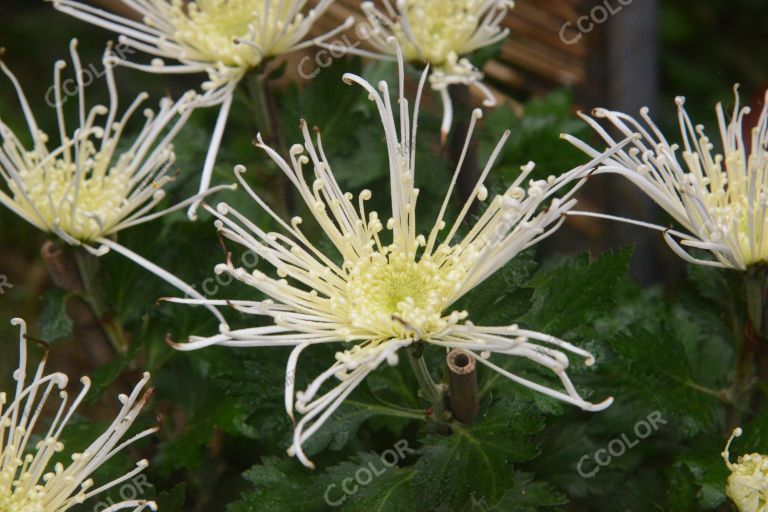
[0, 0, 767, 509]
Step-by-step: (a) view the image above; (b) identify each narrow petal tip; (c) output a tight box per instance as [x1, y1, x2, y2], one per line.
[585, 396, 614, 412]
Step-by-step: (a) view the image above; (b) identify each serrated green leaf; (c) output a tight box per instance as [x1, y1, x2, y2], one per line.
[666, 463, 699, 512]
[300, 401, 381, 457]
[491, 472, 568, 511]
[457, 251, 537, 326]
[412, 397, 545, 510]
[482, 91, 591, 184]
[675, 439, 729, 510]
[522, 248, 633, 338]
[607, 325, 723, 434]
[227, 457, 324, 512]
[85, 355, 130, 403]
[318, 452, 416, 512]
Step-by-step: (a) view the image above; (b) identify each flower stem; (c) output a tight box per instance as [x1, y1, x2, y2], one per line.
[247, 71, 273, 140]
[745, 266, 768, 412]
[74, 250, 130, 354]
[246, 66, 294, 218]
[407, 346, 446, 420]
[744, 266, 768, 340]
[729, 267, 768, 427]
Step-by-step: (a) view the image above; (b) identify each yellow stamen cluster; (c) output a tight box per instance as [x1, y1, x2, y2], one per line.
[0, 426, 70, 511]
[362, 0, 513, 70]
[53, 0, 345, 219]
[355, 1, 511, 137]
[0, 41, 209, 252]
[677, 104, 768, 267]
[396, 0, 496, 66]
[164, 0, 300, 68]
[723, 428, 768, 512]
[340, 245, 473, 339]
[9, 140, 134, 242]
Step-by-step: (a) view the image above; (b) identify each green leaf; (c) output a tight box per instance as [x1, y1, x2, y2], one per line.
[153, 353, 256, 476]
[491, 472, 569, 511]
[674, 438, 729, 510]
[300, 387, 427, 459]
[300, 400, 381, 457]
[227, 457, 325, 512]
[412, 397, 545, 510]
[606, 326, 722, 434]
[522, 248, 633, 338]
[666, 463, 700, 512]
[327, 123, 390, 189]
[318, 452, 417, 512]
[456, 251, 537, 326]
[482, 91, 592, 184]
[155, 483, 186, 512]
[85, 355, 130, 403]
[39, 288, 73, 342]
[600, 280, 730, 434]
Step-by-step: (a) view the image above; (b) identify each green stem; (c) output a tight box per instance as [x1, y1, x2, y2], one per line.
[744, 266, 768, 340]
[247, 71, 273, 140]
[345, 400, 427, 421]
[245, 67, 294, 218]
[406, 346, 445, 420]
[728, 267, 768, 428]
[368, 388, 427, 416]
[74, 250, 129, 354]
[745, 267, 768, 414]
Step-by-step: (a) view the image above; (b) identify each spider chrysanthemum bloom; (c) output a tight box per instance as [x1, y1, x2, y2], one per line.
[52, 0, 346, 87]
[167, 44, 619, 468]
[333, 0, 513, 139]
[0, 318, 157, 511]
[0, 39, 226, 252]
[564, 88, 768, 271]
[0, 40, 231, 319]
[51, 0, 352, 218]
[723, 427, 768, 512]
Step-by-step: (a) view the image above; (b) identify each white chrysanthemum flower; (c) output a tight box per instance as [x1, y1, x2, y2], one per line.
[0, 318, 157, 512]
[167, 43, 621, 468]
[564, 88, 768, 271]
[1, 39, 217, 249]
[51, 0, 352, 218]
[0, 40, 232, 322]
[326, 0, 513, 140]
[723, 427, 768, 512]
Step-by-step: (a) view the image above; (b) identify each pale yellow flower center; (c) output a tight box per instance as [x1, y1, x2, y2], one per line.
[726, 453, 768, 512]
[10, 141, 132, 242]
[0, 428, 68, 512]
[340, 246, 472, 339]
[682, 147, 768, 266]
[395, 0, 484, 65]
[165, 0, 297, 68]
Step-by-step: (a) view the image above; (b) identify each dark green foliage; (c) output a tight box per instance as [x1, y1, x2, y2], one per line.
[39, 288, 74, 342]
[412, 397, 545, 510]
[1, 7, 762, 510]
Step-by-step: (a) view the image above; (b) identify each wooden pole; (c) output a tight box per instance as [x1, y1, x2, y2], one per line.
[447, 349, 479, 424]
